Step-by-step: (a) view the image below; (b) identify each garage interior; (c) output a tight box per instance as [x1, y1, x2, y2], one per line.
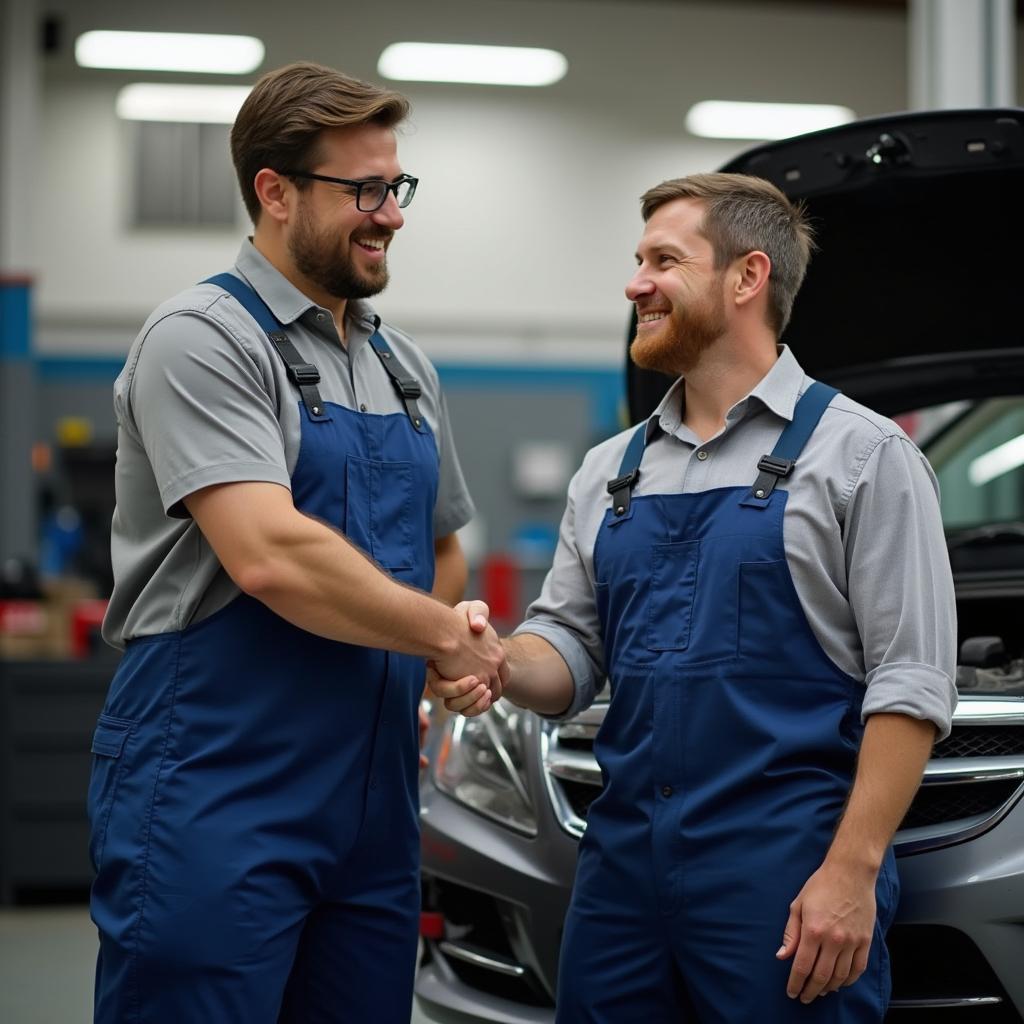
[1, 0, 1022, 1021]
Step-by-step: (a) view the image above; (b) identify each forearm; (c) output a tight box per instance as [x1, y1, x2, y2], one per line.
[778, 712, 935, 1000]
[185, 481, 506, 687]
[242, 511, 461, 658]
[502, 633, 576, 716]
[825, 712, 936, 874]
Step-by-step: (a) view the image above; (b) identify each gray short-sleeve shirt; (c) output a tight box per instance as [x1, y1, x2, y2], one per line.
[103, 241, 474, 648]
[515, 346, 958, 738]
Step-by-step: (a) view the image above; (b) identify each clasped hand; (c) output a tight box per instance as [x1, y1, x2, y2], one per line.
[428, 600, 504, 717]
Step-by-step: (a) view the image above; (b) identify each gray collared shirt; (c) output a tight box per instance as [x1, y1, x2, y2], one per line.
[515, 346, 958, 738]
[103, 241, 474, 647]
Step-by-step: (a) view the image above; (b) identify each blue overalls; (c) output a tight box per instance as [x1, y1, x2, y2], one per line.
[88, 274, 438, 1022]
[556, 384, 898, 1023]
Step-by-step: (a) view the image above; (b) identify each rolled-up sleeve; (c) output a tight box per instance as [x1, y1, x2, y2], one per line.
[513, 464, 606, 721]
[844, 434, 957, 738]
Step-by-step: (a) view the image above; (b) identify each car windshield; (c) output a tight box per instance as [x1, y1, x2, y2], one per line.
[905, 397, 1024, 533]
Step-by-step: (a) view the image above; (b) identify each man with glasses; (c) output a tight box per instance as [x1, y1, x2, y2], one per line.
[88, 62, 503, 1023]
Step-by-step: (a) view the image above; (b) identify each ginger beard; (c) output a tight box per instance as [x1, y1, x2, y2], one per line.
[290, 196, 391, 301]
[630, 270, 728, 377]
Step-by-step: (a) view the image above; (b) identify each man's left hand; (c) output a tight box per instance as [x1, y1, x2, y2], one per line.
[776, 860, 876, 1003]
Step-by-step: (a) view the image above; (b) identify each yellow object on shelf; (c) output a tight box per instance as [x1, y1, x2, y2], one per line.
[56, 417, 93, 448]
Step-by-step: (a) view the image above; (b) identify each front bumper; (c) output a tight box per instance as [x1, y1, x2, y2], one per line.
[416, 781, 1024, 1023]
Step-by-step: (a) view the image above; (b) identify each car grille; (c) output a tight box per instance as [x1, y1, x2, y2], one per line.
[933, 725, 1024, 759]
[542, 695, 1024, 854]
[901, 778, 1023, 829]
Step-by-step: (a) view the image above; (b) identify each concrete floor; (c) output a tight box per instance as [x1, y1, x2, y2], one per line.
[0, 905, 432, 1023]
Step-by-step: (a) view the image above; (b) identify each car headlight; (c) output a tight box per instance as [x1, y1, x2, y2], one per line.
[434, 701, 537, 836]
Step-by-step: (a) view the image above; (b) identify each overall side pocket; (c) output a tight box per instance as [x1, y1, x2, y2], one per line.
[86, 714, 136, 872]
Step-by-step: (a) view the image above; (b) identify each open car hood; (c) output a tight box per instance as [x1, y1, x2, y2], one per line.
[628, 108, 1024, 422]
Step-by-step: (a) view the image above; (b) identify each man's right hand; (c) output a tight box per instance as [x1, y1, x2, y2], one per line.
[428, 600, 505, 717]
[433, 600, 507, 700]
[430, 613, 576, 719]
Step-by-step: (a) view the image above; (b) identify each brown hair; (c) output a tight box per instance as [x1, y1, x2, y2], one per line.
[230, 62, 410, 223]
[640, 173, 815, 335]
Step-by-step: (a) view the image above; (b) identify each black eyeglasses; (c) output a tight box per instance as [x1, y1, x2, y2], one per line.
[280, 171, 418, 212]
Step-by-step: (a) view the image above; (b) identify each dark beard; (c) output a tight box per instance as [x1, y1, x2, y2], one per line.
[289, 204, 389, 300]
[629, 281, 726, 376]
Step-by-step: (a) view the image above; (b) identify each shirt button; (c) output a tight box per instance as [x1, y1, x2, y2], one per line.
[359, 403, 367, 412]
[316, 312, 327, 322]
[696, 449, 709, 461]
[661, 785, 673, 798]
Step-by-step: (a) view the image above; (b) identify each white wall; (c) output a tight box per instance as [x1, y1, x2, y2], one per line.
[34, 82, 741, 362]
[33, 0, 913, 363]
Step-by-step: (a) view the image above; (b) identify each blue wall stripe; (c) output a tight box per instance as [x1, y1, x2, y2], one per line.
[437, 363, 626, 433]
[0, 280, 32, 360]
[36, 356, 124, 380]
[33, 356, 628, 431]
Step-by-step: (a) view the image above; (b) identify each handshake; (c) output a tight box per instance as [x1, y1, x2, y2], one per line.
[428, 600, 507, 718]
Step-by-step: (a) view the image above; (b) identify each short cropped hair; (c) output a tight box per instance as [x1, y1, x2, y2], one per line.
[640, 173, 815, 335]
[230, 61, 410, 223]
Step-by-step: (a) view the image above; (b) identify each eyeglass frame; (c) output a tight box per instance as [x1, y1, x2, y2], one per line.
[278, 170, 418, 212]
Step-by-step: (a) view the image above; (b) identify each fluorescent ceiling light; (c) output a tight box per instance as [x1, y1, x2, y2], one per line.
[378, 42, 567, 87]
[116, 84, 251, 124]
[76, 30, 264, 74]
[968, 433, 1024, 486]
[685, 100, 855, 141]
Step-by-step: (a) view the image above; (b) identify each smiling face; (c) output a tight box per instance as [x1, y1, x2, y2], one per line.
[287, 123, 406, 301]
[626, 197, 729, 377]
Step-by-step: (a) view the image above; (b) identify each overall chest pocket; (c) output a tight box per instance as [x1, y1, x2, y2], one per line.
[345, 456, 415, 571]
[646, 540, 700, 651]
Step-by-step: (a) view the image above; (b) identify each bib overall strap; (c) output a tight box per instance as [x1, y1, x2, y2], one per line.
[203, 272, 329, 422]
[607, 422, 649, 520]
[742, 381, 839, 508]
[367, 331, 427, 433]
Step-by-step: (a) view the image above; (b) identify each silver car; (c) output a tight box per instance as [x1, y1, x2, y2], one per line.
[416, 108, 1024, 1023]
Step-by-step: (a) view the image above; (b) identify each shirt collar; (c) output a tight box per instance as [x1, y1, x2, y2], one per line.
[647, 344, 808, 441]
[345, 298, 381, 334]
[233, 240, 381, 334]
[746, 345, 806, 422]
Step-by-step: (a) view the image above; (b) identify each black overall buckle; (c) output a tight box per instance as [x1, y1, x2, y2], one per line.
[607, 469, 640, 517]
[756, 455, 795, 479]
[750, 455, 795, 500]
[395, 376, 422, 400]
[288, 363, 321, 387]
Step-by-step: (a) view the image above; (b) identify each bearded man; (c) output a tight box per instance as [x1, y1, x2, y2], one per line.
[87, 62, 506, 1023]
[431, 173, 956, 1022]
